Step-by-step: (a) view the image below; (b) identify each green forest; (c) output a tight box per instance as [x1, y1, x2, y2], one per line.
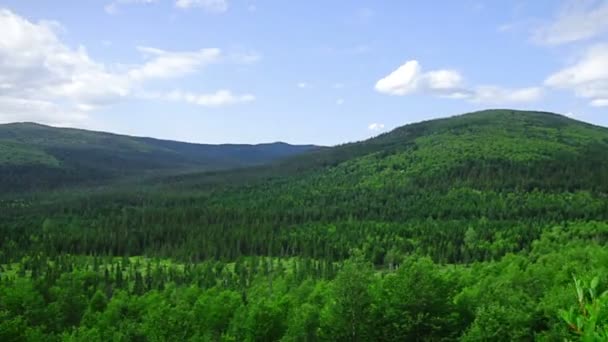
[2, 110, 608, 341]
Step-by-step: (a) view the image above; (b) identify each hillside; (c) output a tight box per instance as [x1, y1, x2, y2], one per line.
[166, 109, 608, 192]
[299, 109, 608, 191]
[0, 122, 318, 192]
[6, 109, 608, 259]
[2, 109, 608, 340]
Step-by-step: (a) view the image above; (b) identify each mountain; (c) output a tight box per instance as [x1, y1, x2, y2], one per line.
[168, 109, 608, 192]
[111, 109, 608, 267]
[85, 108, 608, 260]
[299, 108, 608, 191]
[3, 109, 608, 340]
[0, 122, 319, 192]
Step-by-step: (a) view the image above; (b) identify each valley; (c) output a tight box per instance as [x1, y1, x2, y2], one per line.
[2, 110, 608, 340]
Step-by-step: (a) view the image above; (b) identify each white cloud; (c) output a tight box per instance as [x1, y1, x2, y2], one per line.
[128, 46, 221, 81]
[375, 60, 541, 104]
[0, 97, 87, 126]
[470, 86, 543, 104]
[175, 0, 228, 12]
[332, 83, 345, 89]
[375, 60, 464, 97]
[0, 8, 115, 124]
[545, 44, 608, 106]
[297, 82, 309, 89]
[375, 60, 422, 95]
[0, 9, 253, 125]
[368, 123, 385, 131]
[425, 70, 464, 90]
[533, 1, 608, 45]
[161, 90, 255, 107]
[591, 99, 608, 107]
[336, 98, 344, 105]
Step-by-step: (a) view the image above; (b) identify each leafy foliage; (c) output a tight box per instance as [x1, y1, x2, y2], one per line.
[560, 276, 608, 340]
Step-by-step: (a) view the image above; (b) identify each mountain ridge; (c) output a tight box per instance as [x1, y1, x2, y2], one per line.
[159, 109, 608, 194]
[0, 121, 320, 148]
[2, 109, 607, 193]
[0, 121, 320, 192]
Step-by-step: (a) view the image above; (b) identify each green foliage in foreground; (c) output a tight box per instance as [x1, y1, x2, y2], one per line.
[2, 225, 608, 341]
[560, 276, 608, 340]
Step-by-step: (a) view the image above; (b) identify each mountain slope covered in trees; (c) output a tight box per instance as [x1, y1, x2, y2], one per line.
[167, 109, 608, 192]
[0, 122, 319, 192]
[2, 109, 608, 340]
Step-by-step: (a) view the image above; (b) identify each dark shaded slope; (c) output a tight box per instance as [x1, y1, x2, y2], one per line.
[0, 122, 318, 192]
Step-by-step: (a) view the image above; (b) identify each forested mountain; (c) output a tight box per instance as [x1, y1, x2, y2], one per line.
[0, 122, 318, 192]
[2, 109, 608, 340]
[166, 109, 608, 192]
[289, 108, 608, 192]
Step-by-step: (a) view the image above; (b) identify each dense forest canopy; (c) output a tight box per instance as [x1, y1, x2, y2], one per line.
[0, 122, 318, 193]
[2, 109, 608, 340]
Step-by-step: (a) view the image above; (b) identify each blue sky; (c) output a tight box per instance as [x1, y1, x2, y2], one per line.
[0, 1, 607, 145]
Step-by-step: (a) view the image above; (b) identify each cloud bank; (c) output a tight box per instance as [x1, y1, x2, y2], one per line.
[545, 44, 608, 107]
[0, 8, 252, 125]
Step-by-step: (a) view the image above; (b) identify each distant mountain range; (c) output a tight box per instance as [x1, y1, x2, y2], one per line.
[0, 122, 319, 192]
[3, 109, 608, 195]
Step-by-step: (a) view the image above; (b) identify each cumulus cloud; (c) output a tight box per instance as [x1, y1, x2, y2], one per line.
[375, 60, 464, 97]
[533, 0, 608, 45]
[545, 44, 608, 106]
[175, 0, 228, 12]
[0, 8, 116, 124]
[297, 82, 310, 89]
[0, 9, 252, 125]
[336, 98, 344, 105]
[375, 60, 540, 104]
[368, 123, 385, 131]
[161, 90, 255, 107]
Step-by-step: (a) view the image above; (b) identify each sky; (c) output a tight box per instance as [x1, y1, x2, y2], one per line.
[0, 0, 607, 145]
